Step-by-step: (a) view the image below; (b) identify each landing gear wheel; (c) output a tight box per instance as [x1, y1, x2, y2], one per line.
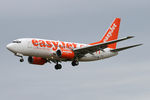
[55, 64, 62, 70]
[72, 61, 79, 66]
[20, 58, 24, 62]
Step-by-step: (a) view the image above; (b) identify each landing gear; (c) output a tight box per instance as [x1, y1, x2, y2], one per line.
[71, 60, 79, 66]
[15, 53, 24, 62]
[55, 64, 62, 70]
[54, 61, 62, 70]
[20, 58, 24, 62]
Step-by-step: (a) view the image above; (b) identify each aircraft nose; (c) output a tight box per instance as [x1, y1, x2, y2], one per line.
[6, 43, 15, 52]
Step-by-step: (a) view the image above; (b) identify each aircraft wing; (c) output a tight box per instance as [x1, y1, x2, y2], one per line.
[73, 36, 134, 57]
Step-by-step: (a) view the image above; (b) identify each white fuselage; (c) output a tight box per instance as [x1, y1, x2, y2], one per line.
[7, 38, 118, 62]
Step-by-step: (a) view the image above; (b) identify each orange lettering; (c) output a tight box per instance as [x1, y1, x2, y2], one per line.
[39, 40, 46, 47]
[59, 41, 65, 49]
[46, 41, 52, 48]
[52, 41, 58, 51]
[72, 43, 77, 48]
[66, 43, 72, 49]
[32, 39, 38, 46]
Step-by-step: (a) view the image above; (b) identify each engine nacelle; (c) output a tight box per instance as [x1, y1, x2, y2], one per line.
[28, 56, 47, 65]
[56, 49, 75, 59]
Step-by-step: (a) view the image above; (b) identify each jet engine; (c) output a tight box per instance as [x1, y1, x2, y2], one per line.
[28, 56, 47, 65]
[56, 49, 75, 59]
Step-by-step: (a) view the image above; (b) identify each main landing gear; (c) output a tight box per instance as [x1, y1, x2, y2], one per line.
[54, 60, 79, 70]
[55, 64, 62, 70]
[54, 61, 62, 70]
[71, 60, 79, 66]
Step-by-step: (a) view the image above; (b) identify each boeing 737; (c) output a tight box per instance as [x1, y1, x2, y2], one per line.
[6, 18, 142, 70]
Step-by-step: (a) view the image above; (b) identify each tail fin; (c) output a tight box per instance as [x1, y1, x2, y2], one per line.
[90, 18, 121, 49]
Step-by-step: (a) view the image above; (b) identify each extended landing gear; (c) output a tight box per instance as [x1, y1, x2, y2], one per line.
[54, 61, 62, 70]
[20, 57, 24, 62]
[55, 64, 62, 70]
[15, 53, 24, 62]
[71, 60, 79, 66]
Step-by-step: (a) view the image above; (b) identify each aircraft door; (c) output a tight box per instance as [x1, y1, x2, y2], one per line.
[27, 40, 32, 48]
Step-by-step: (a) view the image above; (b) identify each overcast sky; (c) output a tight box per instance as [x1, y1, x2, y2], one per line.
[0, 0, 150, 100]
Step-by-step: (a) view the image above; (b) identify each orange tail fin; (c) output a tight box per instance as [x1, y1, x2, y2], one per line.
[90, 18, 121, 49]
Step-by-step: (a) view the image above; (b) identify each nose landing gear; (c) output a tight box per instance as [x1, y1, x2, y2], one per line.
[20, 57, 24, 62]
[15, 53, 24, 62]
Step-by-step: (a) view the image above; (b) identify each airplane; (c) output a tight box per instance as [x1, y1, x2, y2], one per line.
[6, 18, 142, 70]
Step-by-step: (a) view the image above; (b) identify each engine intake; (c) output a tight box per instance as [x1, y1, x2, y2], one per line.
[56, 49, 75, 59]
[28, 56, 47, 65]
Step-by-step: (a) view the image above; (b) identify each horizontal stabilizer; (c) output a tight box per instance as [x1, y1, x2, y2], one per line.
[111, 44, 143, 52]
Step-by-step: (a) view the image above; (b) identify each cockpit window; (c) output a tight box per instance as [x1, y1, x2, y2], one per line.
[13, 40, 21, 43]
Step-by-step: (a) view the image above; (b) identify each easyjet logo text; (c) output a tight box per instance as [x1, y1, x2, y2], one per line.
[104, 23, 117, 42]
[32, 39, 78, 51]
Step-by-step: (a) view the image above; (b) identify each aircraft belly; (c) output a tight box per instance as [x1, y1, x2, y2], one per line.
[79, 53, 100, 61]
[79, 52, 118, 62]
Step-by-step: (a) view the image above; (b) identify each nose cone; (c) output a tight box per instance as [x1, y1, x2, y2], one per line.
[6, 43, 16, 53]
